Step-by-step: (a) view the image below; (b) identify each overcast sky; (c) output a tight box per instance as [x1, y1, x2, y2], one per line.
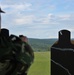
[0, 0, 74, 39]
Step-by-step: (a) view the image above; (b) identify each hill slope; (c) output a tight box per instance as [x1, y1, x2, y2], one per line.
[28, 38, 57, 52]
[28, 38, 74, 52]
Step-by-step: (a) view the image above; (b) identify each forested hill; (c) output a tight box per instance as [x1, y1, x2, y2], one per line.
[28, 38, 74, 52]
[28, 38, 57, 52]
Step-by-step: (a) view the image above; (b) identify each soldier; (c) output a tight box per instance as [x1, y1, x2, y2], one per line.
[19, 35, 34, 59]
[18, 35, 34, 75]
[51, 30, 74, 75]
[19, 35, 34, 66]
[0, 28, 18, 75]
[8, 34, 34, 75]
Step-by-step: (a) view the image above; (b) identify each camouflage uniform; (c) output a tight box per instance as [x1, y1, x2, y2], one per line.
[0, 29, 15, 75]
[0, 30, 34, 75]
[9, 34, 34, 75]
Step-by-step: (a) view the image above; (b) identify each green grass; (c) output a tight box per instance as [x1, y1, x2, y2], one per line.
[28, 51, 51, 75]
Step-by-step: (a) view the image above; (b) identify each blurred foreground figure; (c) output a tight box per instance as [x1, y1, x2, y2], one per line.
[9, 34, 34, 75]
[51, 30, 74, 75]
[0, 28, 13, 75]
[19, 35, 34, 75]
[0, 29, 34, 75]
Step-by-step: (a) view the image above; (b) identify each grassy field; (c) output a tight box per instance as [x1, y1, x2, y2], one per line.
[28, 51, 51, 75]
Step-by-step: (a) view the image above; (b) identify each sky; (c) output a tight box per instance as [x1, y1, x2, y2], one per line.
[0, 0, 74, 39]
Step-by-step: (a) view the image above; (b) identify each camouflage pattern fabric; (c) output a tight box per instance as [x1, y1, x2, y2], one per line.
[9, 35, 34, 75]
[0, 34, 34, 75]
[0, 35, 15, 75]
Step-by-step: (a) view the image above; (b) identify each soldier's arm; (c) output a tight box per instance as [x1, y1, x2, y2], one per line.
[25, 42, 34, 58]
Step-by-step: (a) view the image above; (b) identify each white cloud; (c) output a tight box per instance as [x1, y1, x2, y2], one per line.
[1, 3, 32, 13]
[14, 15, 35, 25]
[58, 14, 71, 20]
[13, 13, 73, 26]
[37, 13, 59, 25]
[13, 3, 32, 10]
[13, 13, 57, 25]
